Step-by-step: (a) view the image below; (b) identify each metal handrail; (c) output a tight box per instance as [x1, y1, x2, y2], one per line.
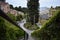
[0, 9, 28, 40]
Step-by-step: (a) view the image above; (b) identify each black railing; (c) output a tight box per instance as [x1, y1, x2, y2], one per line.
[0, 9, 28, 40]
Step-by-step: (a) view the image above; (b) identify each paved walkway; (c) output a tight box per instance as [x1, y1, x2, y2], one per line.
[17, 19, 42, 40]
[17, 19, 35, 40]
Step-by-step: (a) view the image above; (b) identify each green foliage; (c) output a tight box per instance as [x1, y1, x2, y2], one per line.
[7, 13, 17, 21]
[0, 15, 24, 40]
[14, 6, 28, 13]
[16, 14, 23, 21]
[5, 20, 24, 40]
[14, 6, 22, 11]
[9, 4, 28, 14]
[9, 4, 14, 9]
[27, 0, 39, 24]
[21, 8, 28, 13]
[31, 11, 60, 40]
[0, 16, 6, 40]
[55, 6, 60, 10]
[24, 22, 39, 30]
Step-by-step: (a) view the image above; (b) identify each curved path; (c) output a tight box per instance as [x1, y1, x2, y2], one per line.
[17, 19, 42, 40]
[17, 19, 34, 35]
[17, 19, 35, 40]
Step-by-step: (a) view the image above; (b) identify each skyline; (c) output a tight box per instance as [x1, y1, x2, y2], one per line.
[6, 0, 60, 8]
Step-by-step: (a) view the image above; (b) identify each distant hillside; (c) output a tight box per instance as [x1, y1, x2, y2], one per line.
[40, 7, 49, 11]
[39, 7, 50, 15]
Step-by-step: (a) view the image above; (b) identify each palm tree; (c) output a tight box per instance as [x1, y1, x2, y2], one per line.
[27, 0, 39, 25]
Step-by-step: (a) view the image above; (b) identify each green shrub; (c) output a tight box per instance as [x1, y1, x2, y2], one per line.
[16, 14, 23, 21]
[7, 13, 17, 21]
[24, 22, 39, 30]
[0, 16, 6, 40]
[5, 20, 24, 40]
[5, 27, 24, 40]
[0, 16, 24, 40]
[32, 11, 60, 40]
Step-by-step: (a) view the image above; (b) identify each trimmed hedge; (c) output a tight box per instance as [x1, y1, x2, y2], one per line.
[31, 11, 60, 40]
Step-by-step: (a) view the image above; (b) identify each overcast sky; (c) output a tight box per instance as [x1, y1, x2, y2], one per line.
[6, 0, 60, 8]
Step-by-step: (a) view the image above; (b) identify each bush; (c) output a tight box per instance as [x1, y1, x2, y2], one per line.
[16, 14, 23, 21]
[24, 22, 39, 30]
[7, 13, 17, 21]
[0, 16, 6, 40]
[5, 26, 24, 40]
[0, 16, 24, 40]
[5, 20, 24, 40]
[31, 11, 60, 40]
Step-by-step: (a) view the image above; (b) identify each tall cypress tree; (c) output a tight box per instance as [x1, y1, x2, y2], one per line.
[27, 0, 39, 25]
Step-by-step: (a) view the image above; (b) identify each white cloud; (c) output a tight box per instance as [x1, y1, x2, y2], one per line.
[40, 0, 51, 3]
[6, 0, 60, 7]
[6, 0, 27, 7]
